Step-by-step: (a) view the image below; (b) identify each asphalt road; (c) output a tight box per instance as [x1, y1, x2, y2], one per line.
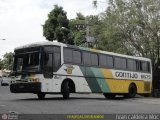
[0, 86, 160, 115]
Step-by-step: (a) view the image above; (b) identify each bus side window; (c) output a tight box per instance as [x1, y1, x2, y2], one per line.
[64, 48, 73, 63]
[127, 59, 136, 71]
[140, 61, 143, 71]
[120, 58, 127, 70]
[83, 52, 91, 66]
[114, 57, 121, 69]
[147, 62, 151, 72]
[91, 53, 98, 66]
[73, 50, 81, 64]
[106, 56, 113, 68]
[142, 61, 150, 72]
[99, 54, 107, 67]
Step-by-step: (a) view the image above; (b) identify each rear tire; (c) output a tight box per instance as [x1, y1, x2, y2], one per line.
[37, 93, 45, 100]
[62, 81, 70, 99]
[103, 93, 115, 99]
[125, 84, 137, 98]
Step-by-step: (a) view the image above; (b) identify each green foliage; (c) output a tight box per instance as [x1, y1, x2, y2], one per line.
[69, 13, 86, 46]
[85, 15, 102, 48]
[43, 1, 160, 70]
[69, 13, 101, 47]
[0, 52, 14, 70]
[0, 59, 3, 70]
[95, 0, 160, 70]
[96, 1, 130, 54]
[43, 5, 74, 45]
[76, 12, 85, 20]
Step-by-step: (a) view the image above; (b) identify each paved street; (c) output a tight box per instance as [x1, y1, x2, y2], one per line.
[0, 86, 160, 114]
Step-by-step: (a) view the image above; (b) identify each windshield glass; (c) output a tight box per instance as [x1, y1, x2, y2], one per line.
[13, 52, 40, 72]
[23, 52, 39, 66]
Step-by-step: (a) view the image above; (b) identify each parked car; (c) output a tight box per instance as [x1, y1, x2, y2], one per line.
[1, 76, 10, 86]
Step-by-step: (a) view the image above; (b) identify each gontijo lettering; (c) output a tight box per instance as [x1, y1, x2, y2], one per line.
[115, 72, 138, 79]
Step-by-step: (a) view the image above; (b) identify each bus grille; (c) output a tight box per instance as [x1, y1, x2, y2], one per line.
[144, 82, 150, 91]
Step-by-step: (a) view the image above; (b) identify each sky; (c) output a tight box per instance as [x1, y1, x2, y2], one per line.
[0, 0, 107, 58]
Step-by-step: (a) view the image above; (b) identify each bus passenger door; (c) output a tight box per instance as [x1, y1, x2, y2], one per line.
[52, 51, 61, 92]
[43, 53, 53, 78]
[42, 52, 54, 92]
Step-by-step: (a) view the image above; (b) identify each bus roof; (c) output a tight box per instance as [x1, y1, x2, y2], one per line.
[15, 41, 151, 62]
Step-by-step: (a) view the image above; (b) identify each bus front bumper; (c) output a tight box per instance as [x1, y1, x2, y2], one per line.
[10, 82, 41, 93]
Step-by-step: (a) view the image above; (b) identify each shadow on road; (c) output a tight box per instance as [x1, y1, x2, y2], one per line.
[11, 96, 140, 101]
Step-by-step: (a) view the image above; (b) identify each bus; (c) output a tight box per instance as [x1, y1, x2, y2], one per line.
[10, 41, 152, 99]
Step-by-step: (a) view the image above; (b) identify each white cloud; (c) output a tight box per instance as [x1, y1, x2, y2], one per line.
[0, 0, 107, 58]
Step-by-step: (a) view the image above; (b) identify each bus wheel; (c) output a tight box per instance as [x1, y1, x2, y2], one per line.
[62, 81, 70, 99]
[127, 84, 137, 98]
[103, 93, 115, 99]
[37, 93, 45, 100]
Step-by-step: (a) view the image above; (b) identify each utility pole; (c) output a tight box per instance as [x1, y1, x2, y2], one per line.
[85, 17, 96, 48]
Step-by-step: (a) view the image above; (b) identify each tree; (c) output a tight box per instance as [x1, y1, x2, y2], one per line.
[69, 13, 101, 47]
[1, 52, 14, 70]
[43, 5, 74, 45]
[96, 2, 128, 54]
[69, 12, 86, 46]
[97, 0, 160, 70]
[0, 59, 3, 70]
[85, 15, 103, 48]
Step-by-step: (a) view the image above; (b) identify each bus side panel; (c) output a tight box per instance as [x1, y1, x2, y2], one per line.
[89, 67, 111, 93]
[101, 68, 152, 94]
[48, 65, 92, 93]
[41, 64, 152, 94]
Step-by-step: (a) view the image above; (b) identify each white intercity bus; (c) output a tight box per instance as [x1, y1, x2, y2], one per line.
[10, 41, 152, 99]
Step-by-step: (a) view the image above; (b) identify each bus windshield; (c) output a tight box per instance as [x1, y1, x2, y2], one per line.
[13, 52, 40, 73]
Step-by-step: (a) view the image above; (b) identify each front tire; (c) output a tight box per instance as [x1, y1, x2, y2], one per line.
[37, 93, 45, 100]
[61, 81, 70, 99]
